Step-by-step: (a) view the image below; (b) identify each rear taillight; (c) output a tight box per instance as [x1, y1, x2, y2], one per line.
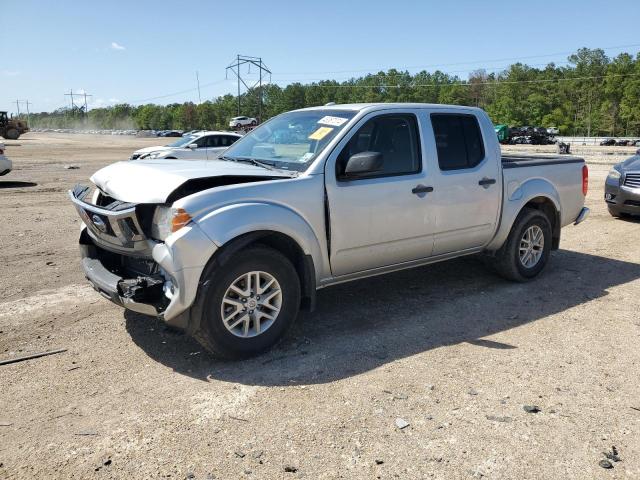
[582, 165, 589, 196]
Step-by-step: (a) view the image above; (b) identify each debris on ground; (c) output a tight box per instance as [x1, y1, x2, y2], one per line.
[375, 459, 384, 465]
[284, 465, 298, 473]
[603, 446, 621, 463]
[486, 415, 513, 423]
[0, 348, 67, 366]
[63, 165, 79, 169]
[395, 418, 410, 429]
[382, 389, 408, 400]
[599, 459, 613, 469]
[523, 405, 541, 413]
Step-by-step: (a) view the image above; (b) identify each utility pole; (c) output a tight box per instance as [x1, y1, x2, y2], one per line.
[15, 100, 20, 117]
[65, 89, 76, 110]
[82, 92, 92, 114]
[196, 71, 202, 104]
[225, 55, 271, 120]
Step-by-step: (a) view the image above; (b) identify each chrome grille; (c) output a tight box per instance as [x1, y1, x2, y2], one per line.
[624, 172, 640, 188]
[69, 184, 156, 256]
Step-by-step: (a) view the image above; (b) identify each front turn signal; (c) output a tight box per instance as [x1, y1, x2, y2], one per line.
[171, 208, 192, 232]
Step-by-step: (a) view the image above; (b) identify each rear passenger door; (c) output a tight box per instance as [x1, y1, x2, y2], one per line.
[427, 112, 501, 255]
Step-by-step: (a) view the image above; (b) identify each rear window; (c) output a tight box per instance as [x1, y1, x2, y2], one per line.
[431, 114, 485, 171]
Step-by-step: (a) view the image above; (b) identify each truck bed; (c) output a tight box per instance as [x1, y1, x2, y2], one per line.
[501, 154, 584, 169]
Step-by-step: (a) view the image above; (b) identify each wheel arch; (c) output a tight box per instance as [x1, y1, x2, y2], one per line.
[206, 230, 316, 310]
[487, 178, 561, 252]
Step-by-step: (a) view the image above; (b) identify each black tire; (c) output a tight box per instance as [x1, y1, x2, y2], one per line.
[491, 208, 552, 282]
[251, 120, 257, 126]
[3, 128, 19, 140]
[192, 245, 301, 359]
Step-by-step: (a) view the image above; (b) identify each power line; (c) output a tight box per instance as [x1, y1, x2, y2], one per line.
[275, 42, 640, 76]
[291, 71, 640, 89]
[128, 79, 228, 104]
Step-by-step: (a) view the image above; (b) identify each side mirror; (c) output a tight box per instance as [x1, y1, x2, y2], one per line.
[343, 151, 383, 178]
[187, 143, 198, 150]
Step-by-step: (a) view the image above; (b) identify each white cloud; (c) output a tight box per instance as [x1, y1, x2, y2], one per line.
[110, 42, 125, 51]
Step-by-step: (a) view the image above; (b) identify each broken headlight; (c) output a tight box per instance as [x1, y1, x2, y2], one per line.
[151, 206, 192, 241]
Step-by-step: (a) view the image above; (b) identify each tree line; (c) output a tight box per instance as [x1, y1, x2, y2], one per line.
[25, 48, 640, 136]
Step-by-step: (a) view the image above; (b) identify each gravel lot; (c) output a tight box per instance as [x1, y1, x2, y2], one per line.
[1, 134, 639, 479]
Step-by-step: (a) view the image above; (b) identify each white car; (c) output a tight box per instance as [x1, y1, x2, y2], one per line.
[130, 131, 242, 160]
[0, 143, 11, 176]
[229, 116, 257, 128]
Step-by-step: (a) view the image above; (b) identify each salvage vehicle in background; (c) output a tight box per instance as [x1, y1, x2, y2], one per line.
[229, 116, 258, 128]
[600, 138, 616, 146]
[0, 143, 11, 176]
[605, 153, 640, 218]
[70, 103, 589, 359]
[130, 131, 242, 160]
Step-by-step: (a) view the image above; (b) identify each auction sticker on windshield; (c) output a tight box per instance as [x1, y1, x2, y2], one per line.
[309, 126, 333, 140]
[317, 116, 349, 127]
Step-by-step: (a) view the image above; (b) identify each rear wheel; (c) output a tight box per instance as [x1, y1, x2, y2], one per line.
[192, 246, 301, 359]
[251, 120, 257, 126]
[3, 128, 19, 140]
[491, 208, 552, 282]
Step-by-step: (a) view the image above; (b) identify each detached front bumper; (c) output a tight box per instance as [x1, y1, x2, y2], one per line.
[79, 223, 217, 330]
[605, 179, 640, 215]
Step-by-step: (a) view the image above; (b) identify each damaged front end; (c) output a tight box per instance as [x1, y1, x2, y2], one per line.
[71, 184, 171, 318]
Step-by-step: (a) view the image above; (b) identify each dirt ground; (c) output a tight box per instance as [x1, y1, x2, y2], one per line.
[1, 133, 639, 479]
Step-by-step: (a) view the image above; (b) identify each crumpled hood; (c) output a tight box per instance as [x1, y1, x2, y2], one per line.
[90, 159, 288, 204]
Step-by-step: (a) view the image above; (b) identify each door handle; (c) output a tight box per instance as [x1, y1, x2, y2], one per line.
[412, 184, 434, 195]
[478, 177, 496, 187]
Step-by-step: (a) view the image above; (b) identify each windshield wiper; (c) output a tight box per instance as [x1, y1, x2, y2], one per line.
[219, 155, 299, 176]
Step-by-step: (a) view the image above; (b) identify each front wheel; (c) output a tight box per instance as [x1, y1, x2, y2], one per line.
[491, 208, 552, 282]
[192, 246, 301, 359]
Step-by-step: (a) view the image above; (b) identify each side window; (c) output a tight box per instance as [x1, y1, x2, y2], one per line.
[205, 136, 221, 148]
[430, 114, 485, 171]
[193, 136, 208, 148]
[336, 114, 421, 179]
[220, 135, 239, 147]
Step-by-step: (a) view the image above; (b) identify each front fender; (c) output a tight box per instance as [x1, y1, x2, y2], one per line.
[486, 178, 561, 251]
[195, 202, 325, 280]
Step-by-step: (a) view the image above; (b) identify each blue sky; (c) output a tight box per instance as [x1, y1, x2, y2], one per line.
[2, 0, 639, 115]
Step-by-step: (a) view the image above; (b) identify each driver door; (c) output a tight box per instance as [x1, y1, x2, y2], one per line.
[324, 111, 435, 277]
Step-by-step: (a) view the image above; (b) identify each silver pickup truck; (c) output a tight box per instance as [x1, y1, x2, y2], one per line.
[70, 103, 589, 358]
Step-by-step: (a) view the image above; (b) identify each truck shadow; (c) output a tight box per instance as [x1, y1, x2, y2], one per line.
[125, 249, 640, 385]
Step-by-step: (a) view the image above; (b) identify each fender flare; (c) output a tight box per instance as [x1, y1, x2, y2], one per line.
[196, 202, 325, 281]
[487, 178, 561, 251]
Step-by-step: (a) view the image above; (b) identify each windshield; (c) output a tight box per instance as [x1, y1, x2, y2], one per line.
[222, 109, 357, 172]
[166, 135, 196, 148]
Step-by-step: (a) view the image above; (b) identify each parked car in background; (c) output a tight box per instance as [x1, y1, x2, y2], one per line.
[160, 130, 183, 138]
[0, 142, 11, 176]
[130, 131, 242, 160]
[229, 116, 258, 128]
[70, 103, 589, 359]
[615, 139, 631, 146]
[600, 138, 616, 146]
[546, 127, 559, 135]
[605, 153, 640, 218]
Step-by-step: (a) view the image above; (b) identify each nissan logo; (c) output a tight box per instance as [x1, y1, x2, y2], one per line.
[91, 214, 108, 233]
